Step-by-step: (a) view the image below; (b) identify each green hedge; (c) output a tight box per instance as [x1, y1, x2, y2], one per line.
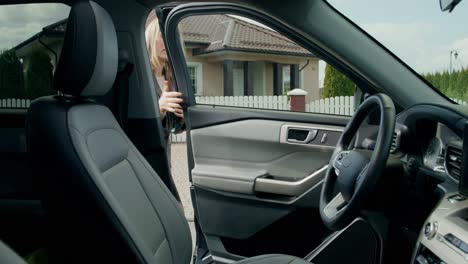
[422, 68, 468, 101]
[322, 62, 468, 101]
[0, 49, 26, 98]
[322, 64, 355, 98]
[0, 48, 54, 100]
[26, 50, 54, 99]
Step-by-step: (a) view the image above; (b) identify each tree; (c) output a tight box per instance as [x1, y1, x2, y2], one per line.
[0, 49, 26, 98]
[457, 68, 468, 101]
[451, 69, 463, 99]
[432, 71, 442, 92]
[440, 70, 450, 95]
[422, 68, 468, 101]
[424, 72, 434, 89]
[25, 50, 54, 99]
[322, 64, 355, 98]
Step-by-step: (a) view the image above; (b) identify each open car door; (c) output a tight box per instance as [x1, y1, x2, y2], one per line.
[157, 2, 378, 263]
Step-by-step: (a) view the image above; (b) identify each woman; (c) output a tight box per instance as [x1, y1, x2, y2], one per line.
[145, 17, 185, 145]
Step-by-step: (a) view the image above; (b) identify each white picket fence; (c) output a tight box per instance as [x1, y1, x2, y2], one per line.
[2, 96, 467, 144]
[192, 96, 468, 115]
[170, 95, 356, 142]
[196, 95, 291, 111]
[195, 95, 356, 115]
[0, 98, 31, 108]
[452, 98, 468, 105]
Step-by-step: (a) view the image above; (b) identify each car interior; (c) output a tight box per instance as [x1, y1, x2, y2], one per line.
[0, 0, 467, 264]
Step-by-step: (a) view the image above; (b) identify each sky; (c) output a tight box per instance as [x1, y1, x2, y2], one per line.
[328, 0, 468, 74]
[2, 1, 467, 86]
[0, 4, 70, 50]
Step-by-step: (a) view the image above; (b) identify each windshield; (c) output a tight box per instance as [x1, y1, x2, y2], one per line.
[328, 0, 468, 104]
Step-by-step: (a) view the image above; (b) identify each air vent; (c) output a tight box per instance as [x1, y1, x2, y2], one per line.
[390, 131, 399, 153]
[446, 144, 463, 182]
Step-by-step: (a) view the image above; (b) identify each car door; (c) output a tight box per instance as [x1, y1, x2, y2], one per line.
[158, 3, 372, 263]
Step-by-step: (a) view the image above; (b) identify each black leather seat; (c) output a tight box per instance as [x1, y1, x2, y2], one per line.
[26, 1, 310, 264]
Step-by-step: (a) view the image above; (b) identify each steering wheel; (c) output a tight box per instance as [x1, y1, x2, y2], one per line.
[320, 93, 395, 230]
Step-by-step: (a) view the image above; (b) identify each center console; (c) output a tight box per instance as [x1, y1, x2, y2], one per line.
[413, 193, 468, 264]
[413, 123, 468, 263]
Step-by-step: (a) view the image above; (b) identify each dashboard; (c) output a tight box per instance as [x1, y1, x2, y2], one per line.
[392, 109, 463, 185]
[389, 104, 468, 264]
[421, 123, 460, 180]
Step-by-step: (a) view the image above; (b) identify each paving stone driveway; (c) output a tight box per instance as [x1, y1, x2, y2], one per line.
[170, 143, 196, 252]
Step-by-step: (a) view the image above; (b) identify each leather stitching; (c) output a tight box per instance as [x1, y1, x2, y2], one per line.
[153, 238, 168, 258]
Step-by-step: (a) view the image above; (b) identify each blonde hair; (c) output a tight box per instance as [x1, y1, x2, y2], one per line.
[145, 18, 163, 77]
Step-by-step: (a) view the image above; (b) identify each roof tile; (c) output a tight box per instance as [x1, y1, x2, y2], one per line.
[149, 13, 315, 57]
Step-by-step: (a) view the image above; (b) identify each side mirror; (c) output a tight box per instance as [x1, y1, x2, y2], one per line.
[440, 0, 462, 12]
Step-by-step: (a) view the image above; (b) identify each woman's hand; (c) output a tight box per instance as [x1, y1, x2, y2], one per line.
[159, 80, 183, 118]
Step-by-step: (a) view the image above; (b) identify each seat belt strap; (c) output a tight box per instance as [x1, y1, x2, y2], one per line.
[113, 62, 134, 130]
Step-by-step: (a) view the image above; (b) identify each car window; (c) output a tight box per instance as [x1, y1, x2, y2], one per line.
[0, 4, 70, 109]
[170, 14, 360, 116]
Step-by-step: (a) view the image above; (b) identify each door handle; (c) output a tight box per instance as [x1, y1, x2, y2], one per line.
[254, 165, 328, 196]
[287, 128, 318, 144]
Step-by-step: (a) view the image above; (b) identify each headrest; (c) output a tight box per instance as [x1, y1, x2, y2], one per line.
[53, 1, 118, 97]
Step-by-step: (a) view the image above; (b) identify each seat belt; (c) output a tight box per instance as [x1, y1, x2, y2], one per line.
[100, 49, 134, 131]
[113, 62, 134, 130]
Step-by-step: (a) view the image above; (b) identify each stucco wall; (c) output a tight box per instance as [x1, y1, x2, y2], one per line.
[185, 48, 320, 100]
[300, 59, 320, 102]
[201, 62, 223, 96]
[186, 49, 223, 96]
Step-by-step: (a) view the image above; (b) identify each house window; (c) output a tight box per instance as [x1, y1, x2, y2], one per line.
[252, 62, 266, 96]
[282, 65, 303, 94]
[187, 62, 203, 96]
[233, 61, 244, 96]
[188, 66, 197, 93]
[232, 61, 265, 96]
[282, 65, 290, 95]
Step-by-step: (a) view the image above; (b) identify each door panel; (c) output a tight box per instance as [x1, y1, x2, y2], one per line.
[187, 106, 347, 259]
[191, 119, 341, 195]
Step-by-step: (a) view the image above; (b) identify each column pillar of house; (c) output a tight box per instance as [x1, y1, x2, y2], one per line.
[243, 61, 254, 96]
[223, 60, 234, 96]
[273, 63, 283, 95]
[290, 64, 300, 90]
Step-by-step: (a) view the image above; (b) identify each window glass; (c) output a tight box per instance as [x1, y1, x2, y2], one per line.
[0, 4, 70, 108]
[176, 14, 358, 116]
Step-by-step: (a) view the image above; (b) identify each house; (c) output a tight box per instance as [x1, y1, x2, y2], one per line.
[14, 19, 66, 73]
[149, 13, 320, 102]
[16, 14, 321, 102]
